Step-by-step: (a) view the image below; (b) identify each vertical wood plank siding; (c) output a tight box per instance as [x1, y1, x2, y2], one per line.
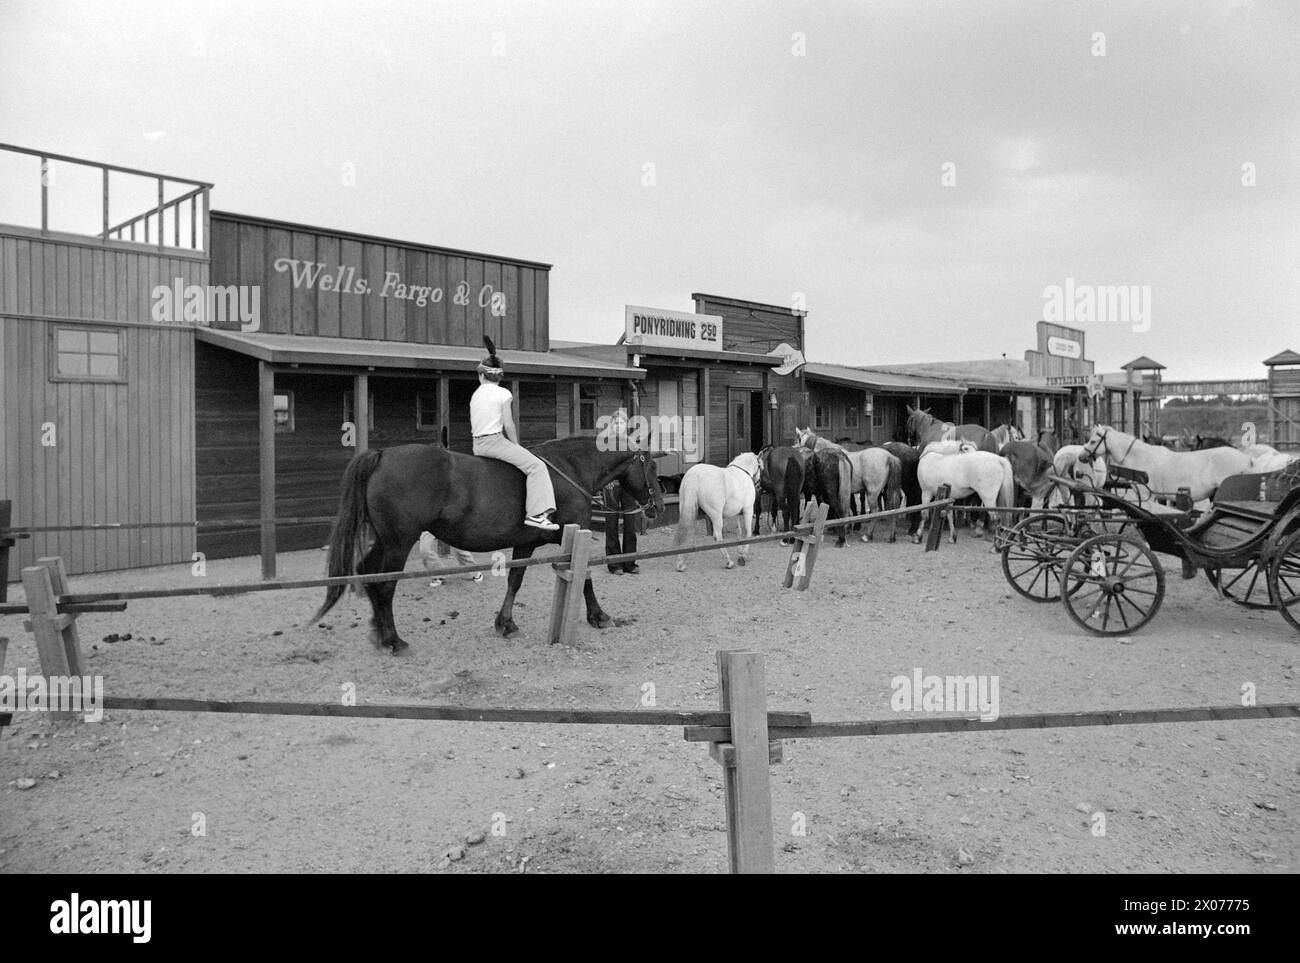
[209, 214, 550, 350]
[1, 230, 200, 578]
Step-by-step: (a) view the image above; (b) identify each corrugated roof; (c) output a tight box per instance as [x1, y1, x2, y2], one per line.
[195, 329, 645, 379]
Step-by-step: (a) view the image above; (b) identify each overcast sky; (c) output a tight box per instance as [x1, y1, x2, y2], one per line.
[2, 0, 1296, 379]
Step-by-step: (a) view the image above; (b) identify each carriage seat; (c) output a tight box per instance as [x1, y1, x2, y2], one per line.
[1105, 465, 1194, 512]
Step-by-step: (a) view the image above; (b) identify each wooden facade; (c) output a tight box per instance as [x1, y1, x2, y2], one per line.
[209, 213, 550, 349]
[1, 231, 203, 580]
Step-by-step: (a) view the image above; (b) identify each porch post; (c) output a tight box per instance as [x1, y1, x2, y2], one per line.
[701, 365, 711, 463]
[258, 361, 277, 580]
[354, 372, 369, 453]
[437, 375, 450, 448]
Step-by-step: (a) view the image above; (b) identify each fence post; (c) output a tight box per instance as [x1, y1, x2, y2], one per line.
[0, 635, 9, 732]
[711, 650, 776, 874]
[924, 485, 951, 552]
[37, 557, 85, 676]
[20, 563, 76, 720]
[547, 525, 592, 646]
[783, 501, 828, 591]
[0, 500, 11, 602]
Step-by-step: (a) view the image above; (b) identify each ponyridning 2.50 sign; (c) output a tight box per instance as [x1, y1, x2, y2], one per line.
[625, 305, 723, 351]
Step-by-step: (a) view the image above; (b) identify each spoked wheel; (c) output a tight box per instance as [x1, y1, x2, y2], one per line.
[1206, 561, 1274, 609]
[1000, 513, 1078, 602]
[1062, 533, 1165, 636]
[1267, 529, 1300, 635]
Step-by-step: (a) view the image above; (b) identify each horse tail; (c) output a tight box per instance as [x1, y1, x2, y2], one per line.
[311, 449, 382, 624]
[997, 458, 1015, 508]
[673, 472, 700, 548]
[837, 452, 853, 515]
[886, 453, 902, 509]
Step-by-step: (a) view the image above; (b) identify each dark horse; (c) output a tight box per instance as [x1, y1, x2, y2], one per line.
[753, 445, 807, 538]
[312, 436, 664, 653]
[880, 441, 922, 536]
[1194, 434, 1232, 450]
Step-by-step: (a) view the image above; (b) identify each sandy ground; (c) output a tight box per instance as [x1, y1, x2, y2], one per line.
[1, 520, 1297, 874]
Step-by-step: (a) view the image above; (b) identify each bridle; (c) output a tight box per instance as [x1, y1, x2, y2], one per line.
[1081, 428, 1137, 465]
[727, 457, 762, 489]
[543, 450, 659, 517]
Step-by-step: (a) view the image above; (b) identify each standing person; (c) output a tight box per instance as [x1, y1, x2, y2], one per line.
[417, 531, 483, 588]
[471, 336, 558, 531]
[601, 406, 640, 574]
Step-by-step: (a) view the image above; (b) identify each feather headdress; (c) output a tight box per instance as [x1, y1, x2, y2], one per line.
[478, 335, 504, 377]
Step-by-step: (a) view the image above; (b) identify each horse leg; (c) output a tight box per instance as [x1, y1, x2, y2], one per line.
[711, 509, 733, 569]
[363, 540, 416, 654]
[583, 570, 613, 629]
[738, 504, 753, 565]
[494, 544, 535, 637]
[860, 488, 874, 543]
[913, 491, 930, 544]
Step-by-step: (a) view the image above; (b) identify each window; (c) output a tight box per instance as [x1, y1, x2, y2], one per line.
[343, 390, 375, 431]
[51, 326, 122, 382]
[844, 405, 859, 429]
[416, 390, 439, 432]
[814, 404, 831, 430]
[579, 384, 599, 431]
[274, 391, 294, 432]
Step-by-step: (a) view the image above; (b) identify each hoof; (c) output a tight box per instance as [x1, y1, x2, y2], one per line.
[388, 638, 411, 656]
[368, 628, 386, 649]
[724, 560, 735, 569]
[887, 535, 897, 544]
[737, 556, 747, 566]
[675, 562, 686, 573]
[495, 619, 518, 637]
[588, 612, 613, 629]
[860, 534, 870, 543]
[911, 535, 921, 544]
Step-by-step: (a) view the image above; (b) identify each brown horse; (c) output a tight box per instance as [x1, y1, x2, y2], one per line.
[312, 436, 664, 653]
[905, 405, 998, 453]
[754, 445, 807, 538]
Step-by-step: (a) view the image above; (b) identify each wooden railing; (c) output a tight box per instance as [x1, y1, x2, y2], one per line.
[0, 142, 212, 252]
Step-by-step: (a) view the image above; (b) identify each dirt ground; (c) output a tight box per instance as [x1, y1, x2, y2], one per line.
[2, 519, 1297, 874]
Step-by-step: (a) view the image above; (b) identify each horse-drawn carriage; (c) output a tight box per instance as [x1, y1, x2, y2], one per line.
[997, 460, 1300, 637]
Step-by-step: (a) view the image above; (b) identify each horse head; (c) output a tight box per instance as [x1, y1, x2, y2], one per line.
[618, 449, 666, 519]
[1078, 425, 1111, 464]
[729, 451, 762, 488]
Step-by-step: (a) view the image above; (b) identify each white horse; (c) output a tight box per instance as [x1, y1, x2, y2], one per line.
[673, 452, 760, 571]
[844, 446, 903, 542]
[1080, 425, 1252, 501]
[913, 441, 1015, 544]
[990, 423, 1024, 448]
[1238, 421, 1297, 472]
[1048, 444, 1108, 507]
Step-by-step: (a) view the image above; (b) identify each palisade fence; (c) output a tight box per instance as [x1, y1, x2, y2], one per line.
[3, 498, 1298, 872]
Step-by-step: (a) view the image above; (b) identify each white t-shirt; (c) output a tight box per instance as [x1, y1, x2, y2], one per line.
[470, 382, 513, 436]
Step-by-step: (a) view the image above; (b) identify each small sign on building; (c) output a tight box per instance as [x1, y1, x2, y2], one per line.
[1047, 336, 1082, 359]
[625, 305, 723, 351]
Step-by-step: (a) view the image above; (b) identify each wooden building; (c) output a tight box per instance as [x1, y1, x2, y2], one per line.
[1, 144, 210, 581]
[198, 212, 643, 571]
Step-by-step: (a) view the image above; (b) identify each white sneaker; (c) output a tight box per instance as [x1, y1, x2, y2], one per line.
[524, 513, 560, 531]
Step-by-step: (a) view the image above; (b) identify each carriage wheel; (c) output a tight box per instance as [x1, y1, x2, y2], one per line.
[1000, 514, 1076, 603]
[1062, 534, 1165, 636]
[1267, 529, 1300, 635]
[1205, 562, 1273, 609]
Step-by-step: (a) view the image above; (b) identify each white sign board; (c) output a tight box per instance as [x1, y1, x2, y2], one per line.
[1047, 336, 1082, 359]
[625, 305, 723, 351]
[767, 342, 805, 375]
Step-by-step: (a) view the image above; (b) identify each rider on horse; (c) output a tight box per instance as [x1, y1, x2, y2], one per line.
[471, 336, 559, 531]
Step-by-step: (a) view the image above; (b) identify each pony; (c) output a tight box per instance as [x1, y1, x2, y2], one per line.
[794, 427, 854, 547]
[844, 446, 903, 542]
[905, 405, 998, 453]
[674, 452, 760, 570]
[990, 423, 1025, 448]
[311, 435, 664, 652]
[1050, 444, 1107, 507]
[754, 445, 807, 538]
[913, 440, 1015, 544]
[1079, 425, 1252, 502]
[880, 441, 923, 536]
[998, 440, 1057, 509]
